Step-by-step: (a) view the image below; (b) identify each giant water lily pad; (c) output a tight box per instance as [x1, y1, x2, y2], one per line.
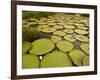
[75, 35, 89, 42]
[22, 41, 31, 54]
[74, 23, 84, 27]
[22, 54, 39, 69]
[69, 49, 86, 66]
[42, 27, 56, 33]
[63, 25, 75, 29]
[83, 56, 89, 66]
[64, 35, 76, 42]
[53, 31, 66, 36]
[53, 25, 63, 29]
[30, 38, 55, 55]
[51, 35, 62, 43]
[47, 23, 57, 26]
[77, 26, 88, 30]
[75, 29, 88, 34]
[63, 29, 74, 34]
[56, 40, 73, 52]
[41, 50, 73, 68]
[28, 22, 37, 26]
[57, 23, 65, 25]
[38, 22, 47, 25]
[80, 43, 89, 55]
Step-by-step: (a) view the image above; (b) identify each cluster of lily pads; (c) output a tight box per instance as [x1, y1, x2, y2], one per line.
[22, 12, 89, 69]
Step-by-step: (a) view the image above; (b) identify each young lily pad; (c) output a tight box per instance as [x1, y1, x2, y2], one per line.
[22, 41, 31, 54]
[41, 50, 73, 68]
[63, 29, 74, 34]
[80, 43, 89, 55]
[63, 25, 75, 29]
[74, 29, 88, 34]
[53, 31, 66, 36]
[22, 54, 39, 69]
[75, 35, 89, 42]
[42, 27, 56, 33]
[69, 49, 86, 66]
[56, 40, 73, 52]
[30, 38, 55, 55]
[51, 35, 62, 43]
[83, 56, 89, 66]
[64, 35, 76, 42]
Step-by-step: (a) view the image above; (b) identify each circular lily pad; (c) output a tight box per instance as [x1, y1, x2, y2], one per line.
[29, 18, 38, 21]
[38, 22, 47, 25]
[63, 25, 75, 29]
[42, 27, 56, 33]
[53, 31, 66, 36]
[64, 35, 76, 42]
[77, 26, 88, 30]
[80, 43, 89, 55]
[51, 35, 62, 43]
[63, 29, 74, 34]
[22, 41, 31, 54]
[74, 23, 84, 27]
[57, 23, 65, 25]
[75, 29, 88, 34]
[83, 56, 89, 66]
[41, 50, 73, 68]
[75, 35, 89, 42]
[56, 40, 73, 52]
[69, 49, 86, 66]
[28, 22, 37, 26]
[22, 54, 39, 69]
[47, 20, 55, 23]
[29, 38, 55, 55]
[53, 25, 63, 29]
[47, 23, 57, 26]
